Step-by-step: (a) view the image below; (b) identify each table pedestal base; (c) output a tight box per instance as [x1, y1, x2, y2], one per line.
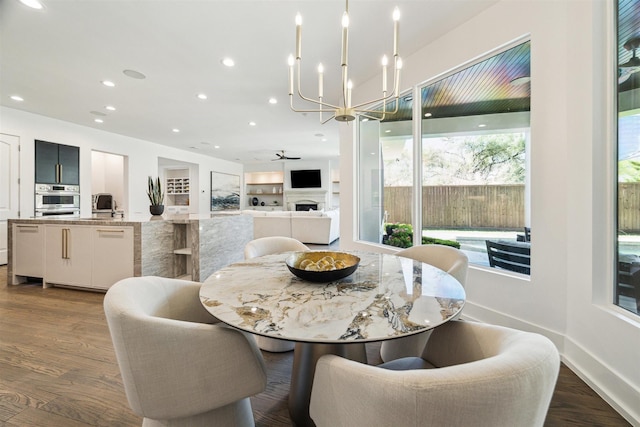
[288, 342, 367, 427]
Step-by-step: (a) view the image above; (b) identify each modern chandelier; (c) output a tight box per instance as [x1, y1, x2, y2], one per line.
[288, 0, 402, 123]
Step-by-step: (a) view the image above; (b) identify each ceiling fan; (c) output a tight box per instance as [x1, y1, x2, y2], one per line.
[272, 150, 301, 161]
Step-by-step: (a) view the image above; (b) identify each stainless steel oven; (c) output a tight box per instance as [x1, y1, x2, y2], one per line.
[35, 184, 80, 218]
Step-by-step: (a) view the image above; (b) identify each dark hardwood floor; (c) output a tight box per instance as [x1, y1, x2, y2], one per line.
[0, 266, 631, 426]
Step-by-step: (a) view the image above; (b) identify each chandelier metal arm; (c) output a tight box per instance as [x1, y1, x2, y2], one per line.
[360, 112, 387, 121]
[288, 1, 401, 123]
[289, 96, 337, 113]
[352, 92, 398, 111]
[352, 55, 402, 110]
[294, 59, 341, 110]
[321, 114, 335, 125]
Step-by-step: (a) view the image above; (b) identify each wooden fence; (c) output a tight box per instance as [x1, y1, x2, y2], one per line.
[384, 182, 640, 233]
[619, 183, 640, 232]
[384, 185, 525, 229]
[383, 183, 640, 231]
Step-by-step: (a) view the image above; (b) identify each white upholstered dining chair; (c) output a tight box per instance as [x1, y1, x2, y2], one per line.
[310, 320, 560, 427]
[244, 236, 310, 352]
[104, 276, 267, 427]
[380, 244, 469, 362]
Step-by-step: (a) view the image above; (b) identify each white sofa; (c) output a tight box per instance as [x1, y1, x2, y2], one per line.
[242, 209, 339, 245]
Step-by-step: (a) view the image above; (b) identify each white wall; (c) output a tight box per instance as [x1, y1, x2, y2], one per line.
[340, 0, 639, 424]
[245, 160, 336, 210]
[91, 151, 125, 211]
[1, 107, 243, 217]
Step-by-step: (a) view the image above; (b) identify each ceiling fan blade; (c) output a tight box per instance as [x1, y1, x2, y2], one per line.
[273, 150, 301, 160]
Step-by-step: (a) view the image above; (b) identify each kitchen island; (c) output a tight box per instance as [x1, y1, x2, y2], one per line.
[8, 213, 253, 290]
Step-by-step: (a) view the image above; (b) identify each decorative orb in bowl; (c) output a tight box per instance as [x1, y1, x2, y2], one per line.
[285, 251, 360, 283]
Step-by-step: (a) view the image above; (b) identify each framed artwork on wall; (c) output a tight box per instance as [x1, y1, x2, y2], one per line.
[210, 171, 240, 211]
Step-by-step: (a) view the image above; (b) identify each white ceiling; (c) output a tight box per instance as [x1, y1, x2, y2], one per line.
[0, 0, 498, 165]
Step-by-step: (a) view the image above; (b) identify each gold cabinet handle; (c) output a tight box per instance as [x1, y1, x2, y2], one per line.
[62, 228, 70, 259]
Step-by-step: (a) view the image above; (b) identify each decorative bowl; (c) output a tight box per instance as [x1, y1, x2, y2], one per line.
[285, 251, 360, 283]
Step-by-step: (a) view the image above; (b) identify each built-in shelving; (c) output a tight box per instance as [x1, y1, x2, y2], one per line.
[245, 171, 284, 208]
[166, 177, 190, 195]
[165, 168, 191, 213]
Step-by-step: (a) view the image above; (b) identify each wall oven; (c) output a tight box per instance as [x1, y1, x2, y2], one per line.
[35, 184, 80, 218]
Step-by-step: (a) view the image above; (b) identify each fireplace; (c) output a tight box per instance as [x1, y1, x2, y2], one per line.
[296, 203, 318, 211]
[285, 190, 328, 211]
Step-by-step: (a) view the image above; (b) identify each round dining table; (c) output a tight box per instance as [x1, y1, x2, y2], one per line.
[200, 251, 466, 427]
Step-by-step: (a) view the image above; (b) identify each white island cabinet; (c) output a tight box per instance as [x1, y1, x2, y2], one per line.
[92, 226, 134, 289]
[44, 225, 93, 288]
[8, 213, 252, 290]
[43, 224, 134, 290]
[12, 223, 44, 279]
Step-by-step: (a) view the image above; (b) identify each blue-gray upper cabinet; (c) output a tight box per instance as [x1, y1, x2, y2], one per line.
[35, 140, 79, 185]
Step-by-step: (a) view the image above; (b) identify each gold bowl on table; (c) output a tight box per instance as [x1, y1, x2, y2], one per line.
[285, 251, 360, 283]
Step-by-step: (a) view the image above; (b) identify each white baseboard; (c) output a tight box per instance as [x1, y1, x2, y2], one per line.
[461, 301, 640, 427]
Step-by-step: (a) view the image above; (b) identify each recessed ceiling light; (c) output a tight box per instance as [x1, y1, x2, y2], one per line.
[172, 128, 180, 133]
[10, 95, 24, 102]
[94, 118, 104, 123]
[478, 124, 487, 128]
[123, 69, 146, 79]
[269, 97, 277, 104]
[222, 58, 235, 67]
[322, 138, 327, 142]
[424, 112, 432, 118]
[248, 121, 256, 126]
[105, 105, 116, 111]
[385, 129, 391, 133]
[19, 0, 43, 9]
[362, 118, 369, 122]
[197, 93, 208, 100]
[101, 80, 115, 87]
[214, 145, 220, 149]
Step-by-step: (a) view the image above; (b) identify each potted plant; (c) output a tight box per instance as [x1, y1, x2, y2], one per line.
[147, 176, 165, 215]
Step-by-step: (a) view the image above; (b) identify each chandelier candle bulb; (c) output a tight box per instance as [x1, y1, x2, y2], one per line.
[295, 13, 302, 59]
[318, 63, 324, 98]
[341, 11, 349, 66]
[288, 55, 295, 95]
[395, 58, 402, 93]
[382, 55, 388, 92]
[393, 7, 400, 57]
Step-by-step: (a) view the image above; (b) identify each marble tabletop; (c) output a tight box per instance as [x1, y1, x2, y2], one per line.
[200, 251, 466, 344]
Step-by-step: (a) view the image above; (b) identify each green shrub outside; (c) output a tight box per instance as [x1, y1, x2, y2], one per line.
[384, 223, 461, 249]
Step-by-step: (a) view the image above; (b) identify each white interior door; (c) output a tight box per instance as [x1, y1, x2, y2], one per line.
[0, 133, 20, 265]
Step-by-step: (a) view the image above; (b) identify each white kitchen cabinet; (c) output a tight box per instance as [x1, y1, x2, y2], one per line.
[44, 225, 93, 288]
[92, 226, 134, 290]
[12, 223, 44, 282]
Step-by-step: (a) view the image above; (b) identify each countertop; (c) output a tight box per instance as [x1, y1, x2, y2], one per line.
[9, 211, 245, 226]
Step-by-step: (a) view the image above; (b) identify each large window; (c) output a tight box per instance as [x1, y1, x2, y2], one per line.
[358, 40, 531, 274]
[358, 95, 413, 246]
[616, 0, 640, 315]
